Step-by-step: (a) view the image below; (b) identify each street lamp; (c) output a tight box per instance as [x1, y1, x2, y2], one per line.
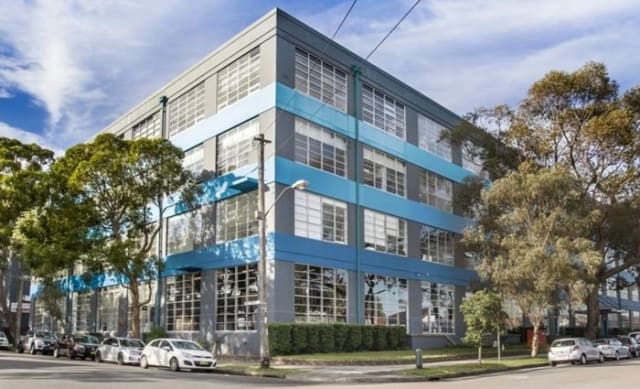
[254, 134, 309, 368]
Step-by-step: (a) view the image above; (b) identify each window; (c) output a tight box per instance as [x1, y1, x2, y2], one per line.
[364, 274, 407, 327]
[362, 84, 405, 139]
[363, 209, 406, 256]
[217, 48, 260, 111]
[462, 141, 489, 179]
[33, 297, 64, 332]
[294, 48, 347, 112]
[166, 272, 201, 331]
[129, 281, 156, 334]
[421, 282, 455, 334]
[418, 169, 453, 213]
[216, 191, 258, 243]
[97, 286, 119, 333]
[183, 144, 204, 176]
[418, 113, 451, 161]
[420, 225, 456, 266]
[295, 264, 347, 323]
[294, 117, 347, 176]
[216, 264, 258, 331]
[216, 119, 259, 175]
[73, 291, 92, 333]
[167, 82, 206, 138]
[363, 147, 406, 196]
[166, 205, 215, 255]
[132, 112, 161, 139]
[295, 190, 346, 244]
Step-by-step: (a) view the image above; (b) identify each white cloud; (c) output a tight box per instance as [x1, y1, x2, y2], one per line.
[0, 0, 638, 152]
[0, 122, 63, 156]
[0, 88, 11, 98]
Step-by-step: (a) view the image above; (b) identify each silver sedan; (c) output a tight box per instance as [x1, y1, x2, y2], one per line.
[96, 337, 145, 365]
[593, 338, 630, 360]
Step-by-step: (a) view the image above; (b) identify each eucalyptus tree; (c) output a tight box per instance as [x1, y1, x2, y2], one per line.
[19, 134, 200, 338]
[455, 62, 640, 339]
[463, 166, 601, 356]
[0, 138, 54, 341]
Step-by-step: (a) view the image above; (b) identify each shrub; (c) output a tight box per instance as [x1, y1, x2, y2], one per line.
[346, 325, 363, 352]
[146, 326, 166, 342]
[387, 326, 400, 350]
[361, 325, 373, 351]
[292, 324, 308, 354]
[333, 323, 348, 352]
[318, 324, 335, 353]
[306, 325, 321, 354]
[269, 323, 292, 356]
[373, 326, 387, 351]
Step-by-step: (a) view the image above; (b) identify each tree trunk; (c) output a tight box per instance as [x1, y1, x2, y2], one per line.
[15, 276, 24, 346]
[478, 345, 482, 364]
[130, 282, 140, 339]
[585, 285, 600, 339]
[531, 322, 540, 357]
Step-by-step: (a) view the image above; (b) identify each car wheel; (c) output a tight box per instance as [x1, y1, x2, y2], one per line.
[580, 354, 587, 365]
[169, 357, 180, 372]
[615, 351, 620, 361]
[96, 351, 102, 363]
[599, 353, 605, 363]
[70, 351, 75, 360]
[117, 353, 124, 365]
[53, 348, 59, 358]
[140, 355, 148, 369]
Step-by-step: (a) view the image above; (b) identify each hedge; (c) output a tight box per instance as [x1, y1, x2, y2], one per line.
[268, 323, 408, 356]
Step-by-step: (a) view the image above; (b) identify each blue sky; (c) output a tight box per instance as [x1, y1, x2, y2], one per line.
[0, 0, 639, 153]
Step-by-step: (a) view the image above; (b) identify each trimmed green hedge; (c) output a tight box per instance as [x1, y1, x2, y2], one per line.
[269, 323, 408, 356]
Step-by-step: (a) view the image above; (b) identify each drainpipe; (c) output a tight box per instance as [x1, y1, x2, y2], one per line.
[352, 65, 362, 324]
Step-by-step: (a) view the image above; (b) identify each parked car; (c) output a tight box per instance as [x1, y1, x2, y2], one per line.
[618, 336, 639, 357]
[548, 337, 604, 366]
[53, 334, 100, 360]
[140, 338, 216, 372]
[20, 331, 56, 355]
[628, 331, 640, 344]
[96, 337, 145, 365]
[0, 331, 11, 350]
[593, 338, 630, 360]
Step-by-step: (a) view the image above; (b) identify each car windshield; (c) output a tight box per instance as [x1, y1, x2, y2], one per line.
[35, 331, 55, 340]
[593, 339, 608, 345]
[121, 339, 144, 348]
[171, 340, 204, 351]
[75, 335, 98, 344]
[551, 339, 575, 347]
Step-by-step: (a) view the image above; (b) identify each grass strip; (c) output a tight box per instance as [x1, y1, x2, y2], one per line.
[401, 357, 548, 379]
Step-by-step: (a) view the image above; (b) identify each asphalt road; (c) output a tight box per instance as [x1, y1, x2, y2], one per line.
[1, 350, 638, 389]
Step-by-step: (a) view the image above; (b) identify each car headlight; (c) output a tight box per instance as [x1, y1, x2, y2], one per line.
[182, 352, 193, 358]
[36, 340, 44, 347]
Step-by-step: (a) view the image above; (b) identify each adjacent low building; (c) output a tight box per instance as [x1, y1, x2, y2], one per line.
[30, 8, 485, 355]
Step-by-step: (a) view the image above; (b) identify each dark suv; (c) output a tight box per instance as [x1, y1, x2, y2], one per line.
[53, 334, 100, 360]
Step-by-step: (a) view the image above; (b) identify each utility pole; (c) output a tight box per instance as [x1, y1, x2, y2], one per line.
[253, 133, 271, 368]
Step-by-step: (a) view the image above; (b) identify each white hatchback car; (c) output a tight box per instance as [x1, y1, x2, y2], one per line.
[96, 337, 145, 365]
[0, 331, 12, 350]
[548, 337, 604, 366]
[593, 338, 631, 360]
[140, 338, 216, 372]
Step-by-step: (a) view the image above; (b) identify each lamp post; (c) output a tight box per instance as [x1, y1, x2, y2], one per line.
[254, 134, 308, 368]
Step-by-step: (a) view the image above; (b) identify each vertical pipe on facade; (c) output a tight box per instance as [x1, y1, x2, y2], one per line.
[154, 95, 168, 328]
[352, 65, 362, 324]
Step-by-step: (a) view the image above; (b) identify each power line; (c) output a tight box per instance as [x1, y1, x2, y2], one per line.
[365, 0, 421, 61]
[332, 0, 358, 39]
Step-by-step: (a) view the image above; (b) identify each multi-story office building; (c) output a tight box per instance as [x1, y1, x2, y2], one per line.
[30, 9, 483, 355]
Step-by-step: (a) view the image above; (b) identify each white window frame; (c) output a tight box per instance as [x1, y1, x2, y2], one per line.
[294, 190, 347, 244]
[216, 264, 258, 331]
[420, 225, 456, 266]
[294, 48, 347, 112]
[363, 209, 407, 256]
[168, 82, 206, 138]
[166, 272, 201, 332]
[131, 111, 161, 140]
[417, 113, 451, 161]
[363, 146, 406, 197]
[294, 264, 348, 323]
[421, 282, 455, 334]
[294, 117, 347, 177]
[418, 169, 453, 213]
[363, 274, 408, 327]
[216, 119, 259, 175]
[217, 47, 261, 111]
[216, 191, 258, 243]
[362, 84, 405, 139]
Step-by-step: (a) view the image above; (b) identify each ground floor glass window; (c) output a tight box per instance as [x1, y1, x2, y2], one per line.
[166, 273, 201, 331]
[364, 274, 407, 326]
[294, 264, 347, 323]
[421, 282, 455, 334]
[216, 264, 258, 331]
